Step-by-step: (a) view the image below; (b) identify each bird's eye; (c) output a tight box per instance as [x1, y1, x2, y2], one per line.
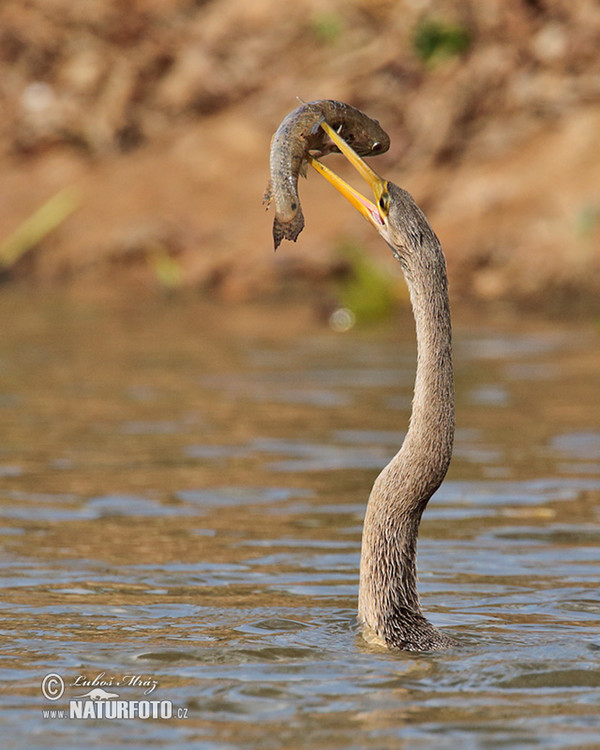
[379, 192, 389, 214]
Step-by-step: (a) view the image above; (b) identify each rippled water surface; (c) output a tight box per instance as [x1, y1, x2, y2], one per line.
[1, 292, 599, 749]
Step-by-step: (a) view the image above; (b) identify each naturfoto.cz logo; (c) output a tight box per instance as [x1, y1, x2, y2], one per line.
[41, 672, 189, 721]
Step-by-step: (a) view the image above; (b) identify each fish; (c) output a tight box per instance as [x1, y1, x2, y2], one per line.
[263, 100, 390, 249]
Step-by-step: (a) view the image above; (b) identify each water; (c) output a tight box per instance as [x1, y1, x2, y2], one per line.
[0, 292, 599, 749]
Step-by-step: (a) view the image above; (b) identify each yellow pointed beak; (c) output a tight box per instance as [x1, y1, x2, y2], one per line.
[309, 120, 388, 230]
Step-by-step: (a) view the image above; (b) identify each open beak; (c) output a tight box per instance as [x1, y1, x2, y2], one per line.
[309, 120, 388, 232]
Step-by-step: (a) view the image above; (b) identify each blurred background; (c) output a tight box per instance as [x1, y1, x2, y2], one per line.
[0, 0, 598, 313]
[2, 5, 600, 745]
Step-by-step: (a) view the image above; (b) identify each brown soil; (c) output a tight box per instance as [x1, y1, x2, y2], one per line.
[0, 0, 599, 311]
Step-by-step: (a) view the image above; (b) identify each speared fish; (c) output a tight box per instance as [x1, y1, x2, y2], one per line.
[264, 100, 390, 249]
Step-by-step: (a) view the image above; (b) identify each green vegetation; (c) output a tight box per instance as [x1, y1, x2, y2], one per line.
[0, 187, 80, 269]
[574, 203, 600, 239]
[412, 17, 472, 64]
[147, 244, 183, 290]
[334, 239, 406, 324]
[311, 11, 343, 44]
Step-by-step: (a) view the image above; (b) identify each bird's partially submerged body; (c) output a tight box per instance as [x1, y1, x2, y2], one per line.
[267, 104, 456, 651]
[264, 100, 389, 249]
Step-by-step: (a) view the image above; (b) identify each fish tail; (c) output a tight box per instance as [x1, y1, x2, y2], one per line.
[273, 206, 305, 250]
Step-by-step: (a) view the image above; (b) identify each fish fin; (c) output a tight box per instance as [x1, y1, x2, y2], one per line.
[263, 180, 272, 209]
[307, 115, 326, 136]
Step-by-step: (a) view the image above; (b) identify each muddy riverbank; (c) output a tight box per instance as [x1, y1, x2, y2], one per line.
[0, 0, 599, 312]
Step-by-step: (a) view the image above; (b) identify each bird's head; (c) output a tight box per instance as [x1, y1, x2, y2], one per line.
[310, 122, 430, 266]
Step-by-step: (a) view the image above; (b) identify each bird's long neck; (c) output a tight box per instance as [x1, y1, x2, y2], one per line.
[358, 239, 454, 649]
[404, 253, 454, 488]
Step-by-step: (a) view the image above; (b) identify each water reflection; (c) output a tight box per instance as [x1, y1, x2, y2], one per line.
[0, 293, 599, 748]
